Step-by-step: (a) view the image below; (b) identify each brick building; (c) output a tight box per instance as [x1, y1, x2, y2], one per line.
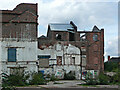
[38, 21, 104, 79]
[0, 3, 38, 75]
[0, 3, 104, 79]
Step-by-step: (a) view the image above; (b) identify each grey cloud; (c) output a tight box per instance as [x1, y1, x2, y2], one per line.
[38, 1, 117, 32]
[0, 0, 118, 58]
[106, 37, 118, 56]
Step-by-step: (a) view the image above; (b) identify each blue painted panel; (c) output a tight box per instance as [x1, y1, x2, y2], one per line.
[40, 70, 44, 74]
[8, 48, 16, 62]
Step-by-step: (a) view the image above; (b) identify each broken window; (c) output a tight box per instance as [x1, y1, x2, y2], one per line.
[81, 47, 86, 51]
[56, 34, 61, 40]
[80, 33, 86, 41]
[71, 57, 75, 65]
[57, 56, 62, 65]
[93, 34, 98, 41]
[69, 32, 75, 41]
[8, 48, 17, 62]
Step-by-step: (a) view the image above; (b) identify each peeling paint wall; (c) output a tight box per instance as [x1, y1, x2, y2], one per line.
[1, 41, 38, 75]
[0, 3, 38, 75]
[37, 43, 83, 79]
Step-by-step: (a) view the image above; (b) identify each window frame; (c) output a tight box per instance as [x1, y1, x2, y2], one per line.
[8, 48, 17, 62]
[93, 34, 98, 41]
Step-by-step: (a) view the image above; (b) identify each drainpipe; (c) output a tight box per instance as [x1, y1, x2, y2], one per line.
[80, 47, 82, 80]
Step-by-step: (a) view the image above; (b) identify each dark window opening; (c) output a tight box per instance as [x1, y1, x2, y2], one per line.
[69, 32, 75, 41]
[38, 55, 50, 59]
[94, 64, 98, 66]
[8, 48, 17, 62]
[56, 34, 61, 40]
[71, 57, 75, 65]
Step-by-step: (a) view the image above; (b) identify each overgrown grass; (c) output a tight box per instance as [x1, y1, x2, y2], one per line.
[2, 69, 47, 90]
[29, 72, 47, 85]
[84, 71, 120, 85]
[64, 71, 76, 80]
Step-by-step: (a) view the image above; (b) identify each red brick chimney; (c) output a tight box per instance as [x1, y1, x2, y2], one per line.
[108, 55, 110, 61]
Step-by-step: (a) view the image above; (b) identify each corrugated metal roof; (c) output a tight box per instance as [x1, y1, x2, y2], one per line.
[49, 23, 74, 31]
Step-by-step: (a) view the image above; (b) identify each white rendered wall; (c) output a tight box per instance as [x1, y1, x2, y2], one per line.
[1, 41, 38, 75]
[37, 43, 82, 79]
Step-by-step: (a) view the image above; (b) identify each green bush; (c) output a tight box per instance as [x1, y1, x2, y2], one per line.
[2, 70, 30, 87]
[64, 71, 76, 80]
[104, 62, 118, 72]
[29, 72, 46, 85]
[85, 78, 99, 85]
[85, 72, 110, 85]
[97, 73, 110, 85]
[112, 70, 120, 84]
[104, 62, 120, 85]
[85, 72, 99, 85]
[50, 74, 59, 81]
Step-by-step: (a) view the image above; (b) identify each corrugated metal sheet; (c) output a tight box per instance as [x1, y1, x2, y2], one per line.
[49, 24, 74, 31]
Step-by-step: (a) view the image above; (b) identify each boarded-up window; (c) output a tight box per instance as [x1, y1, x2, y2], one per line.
[38, 55, 50, 68]
[57, 56, 62, 65]
[8, 48, 16, 62]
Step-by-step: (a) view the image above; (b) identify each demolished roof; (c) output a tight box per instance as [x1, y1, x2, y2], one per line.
[1, 3, 37, 23]
[49, 23, 74, 31]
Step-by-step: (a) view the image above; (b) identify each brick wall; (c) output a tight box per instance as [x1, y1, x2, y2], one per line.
[38, 28, 104, 72]
[1, 3, 38, 40]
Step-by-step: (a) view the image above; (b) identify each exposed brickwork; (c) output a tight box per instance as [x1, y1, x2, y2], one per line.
[38, 22, 104, 73]
[1, 3, 38, 40]
[1, 3, 104, 73]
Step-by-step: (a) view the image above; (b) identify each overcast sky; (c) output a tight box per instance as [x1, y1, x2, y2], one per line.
[0, 0, 119, 62]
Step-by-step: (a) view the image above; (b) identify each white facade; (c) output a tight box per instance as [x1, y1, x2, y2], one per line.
[0, 40, 38, 75]
[37, 43, 84, 79]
